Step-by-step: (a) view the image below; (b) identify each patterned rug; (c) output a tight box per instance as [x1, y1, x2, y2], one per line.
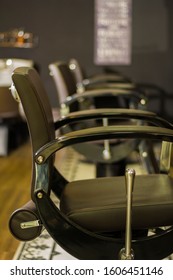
[13, 230, 76, 260]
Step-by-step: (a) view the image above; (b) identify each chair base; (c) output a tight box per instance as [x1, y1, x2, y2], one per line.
[35, 192, 173, 260]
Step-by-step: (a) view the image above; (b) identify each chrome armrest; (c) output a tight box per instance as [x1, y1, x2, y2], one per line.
[35, 125, 173, 165]
[60, 88, 147, 116]
[82, 73, 129, 85]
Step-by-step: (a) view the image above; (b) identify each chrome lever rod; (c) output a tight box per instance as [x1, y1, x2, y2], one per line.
[102, 118, 111, 160]
[119, 168, 135, 260]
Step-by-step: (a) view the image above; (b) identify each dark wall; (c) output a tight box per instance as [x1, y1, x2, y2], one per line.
[0, 0, 94, 105]
[1, 0, 173, 116]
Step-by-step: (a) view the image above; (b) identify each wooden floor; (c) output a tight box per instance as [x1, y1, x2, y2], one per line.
[0, 140, 32, 260]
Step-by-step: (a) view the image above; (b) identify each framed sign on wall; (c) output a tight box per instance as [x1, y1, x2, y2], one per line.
[94, 0, 132, 65]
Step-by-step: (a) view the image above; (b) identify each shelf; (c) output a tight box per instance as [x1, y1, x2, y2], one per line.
[0, 41, 37, 48]
[0, 28, 38, 48]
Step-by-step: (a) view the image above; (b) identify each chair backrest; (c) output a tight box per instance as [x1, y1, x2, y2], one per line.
[12, 67, 55, 152]
[68, 58, 85, 85]
[11, 67, 55, 199]
[49, 61, 77, 104]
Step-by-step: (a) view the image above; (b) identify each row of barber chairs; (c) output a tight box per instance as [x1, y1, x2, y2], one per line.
[48, 59, 162, 176]
[8, 61, 173, 260]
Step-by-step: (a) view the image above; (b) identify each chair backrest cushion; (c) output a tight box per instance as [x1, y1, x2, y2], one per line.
[12, 67, 55, 152]
[68, 58, 85, 84]
[12, 67, 55, 199]
[49, 61, 79, 111]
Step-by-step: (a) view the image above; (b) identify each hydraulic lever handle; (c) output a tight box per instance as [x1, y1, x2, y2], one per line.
[102, 118, 111, 160]
[119, 168, 135, 260]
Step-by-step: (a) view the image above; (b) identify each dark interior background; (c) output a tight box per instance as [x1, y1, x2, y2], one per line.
[1, 0, 173, 117]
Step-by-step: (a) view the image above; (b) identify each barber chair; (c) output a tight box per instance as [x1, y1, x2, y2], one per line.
[49, 60, 137, 107]
[9, 67, 173, 260]
[68, 58, 167, 118]
[49, 61, 158, 177]
[68, 58, 131, 92]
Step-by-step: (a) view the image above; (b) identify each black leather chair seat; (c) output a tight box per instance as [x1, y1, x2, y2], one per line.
[60, 174, 173, 233]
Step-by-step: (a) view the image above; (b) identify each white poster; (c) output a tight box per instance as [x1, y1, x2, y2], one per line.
[94, 0, 132, 65]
